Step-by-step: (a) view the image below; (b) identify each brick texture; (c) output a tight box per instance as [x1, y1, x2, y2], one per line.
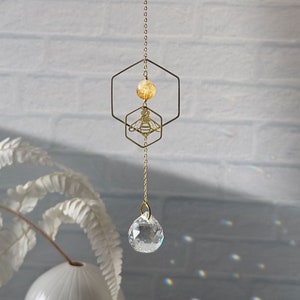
[0, 1, 300, 300]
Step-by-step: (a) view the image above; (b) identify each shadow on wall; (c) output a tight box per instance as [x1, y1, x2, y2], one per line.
[0, 129, 300, 300]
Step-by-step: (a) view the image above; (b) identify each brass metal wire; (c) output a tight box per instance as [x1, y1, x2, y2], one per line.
[111, 58, 180, 135]
[140, 200, 152, 219]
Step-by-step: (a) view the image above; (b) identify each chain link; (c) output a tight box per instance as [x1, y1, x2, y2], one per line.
[143, 0, 148, 79]
[141, 1, 151, 219]
[142, 135, 152, 219]
[143, 135, 148, 202]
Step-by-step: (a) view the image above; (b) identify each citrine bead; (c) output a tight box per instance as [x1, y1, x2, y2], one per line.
[136, 79, 156, 101]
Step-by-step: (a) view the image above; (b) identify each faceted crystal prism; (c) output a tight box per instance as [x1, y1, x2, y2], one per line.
[128, 212, 164, 253]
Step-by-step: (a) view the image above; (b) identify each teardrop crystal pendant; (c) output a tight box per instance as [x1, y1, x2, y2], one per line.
[128, 212, 164, 253]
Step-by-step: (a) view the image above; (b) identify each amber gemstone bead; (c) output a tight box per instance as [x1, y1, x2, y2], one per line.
[136, 79, 156, 100]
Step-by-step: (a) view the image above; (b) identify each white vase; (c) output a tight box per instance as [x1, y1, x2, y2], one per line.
[25, 262, 125, 300]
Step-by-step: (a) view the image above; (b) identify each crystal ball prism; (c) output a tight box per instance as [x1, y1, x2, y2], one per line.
[128, 212, 164, 253]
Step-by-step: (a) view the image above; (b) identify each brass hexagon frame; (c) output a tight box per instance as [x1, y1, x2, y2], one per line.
[111, 58, 180, 147]
[125, 106, 163, 148]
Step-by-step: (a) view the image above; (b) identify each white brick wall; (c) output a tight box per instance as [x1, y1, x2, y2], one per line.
[0, 0, 300, 299]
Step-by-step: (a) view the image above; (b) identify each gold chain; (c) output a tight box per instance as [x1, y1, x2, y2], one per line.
[140, 127, 152, 219]
[143, 0, 148, 79]
[143, 135, 148, 202]
[140, 1, 151, 219]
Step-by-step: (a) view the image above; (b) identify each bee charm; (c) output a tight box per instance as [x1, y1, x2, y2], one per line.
[129, 106, 161, 137]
